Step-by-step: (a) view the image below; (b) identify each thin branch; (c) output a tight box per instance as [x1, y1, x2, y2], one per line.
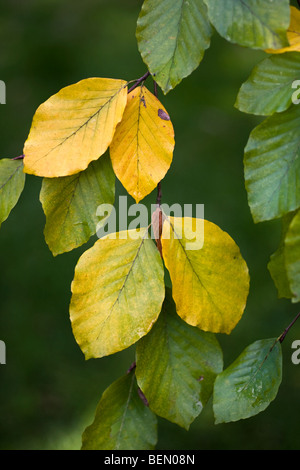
[152, 79, 163, 210]
[127, 71, 151, 94]
[156, 181, 162, 207]
[138, 387, 149, 407]
[126, 363, 149, 406]
[11, 154, 24, 160]
[152, 79, 164, 257]
[126, 361, 136, 374]
[279, 311, 300, 344]
[152, 206, 164, 259]
[298, 0, 300, 9]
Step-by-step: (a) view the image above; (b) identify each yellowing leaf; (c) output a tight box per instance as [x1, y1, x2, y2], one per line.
[109, 86, 174, 203]
[23, 78, 128, 178]
[40, 154, 115, 256]
[266, 7, 300, 54]
[70, 228, 165, 359]
[0, 159, 25, 228]
[161, 217, 249, 334]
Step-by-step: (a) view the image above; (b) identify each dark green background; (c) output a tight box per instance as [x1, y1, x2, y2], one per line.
[0, 0, 299, 450]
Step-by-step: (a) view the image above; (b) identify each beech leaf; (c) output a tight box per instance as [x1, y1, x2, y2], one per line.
[213, 339, 282, 424]
[0, 159, 25, 228]
[110, 86, 174, 203]
[82, 371, 157, 450]
[136, 0, 212, 94]
[23, 78, 127, 177]
[204, 0, 290, 50]
[40, 153, 115, 256]
[70, 228, 165, 359]
[161, 216, 249, 334]
[136, 288, 223, 429]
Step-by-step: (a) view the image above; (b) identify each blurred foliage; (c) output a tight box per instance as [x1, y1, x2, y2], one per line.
[0, 0, 299, 450]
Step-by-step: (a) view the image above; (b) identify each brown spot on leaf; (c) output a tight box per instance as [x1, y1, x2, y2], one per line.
[158, 108, 170, 121]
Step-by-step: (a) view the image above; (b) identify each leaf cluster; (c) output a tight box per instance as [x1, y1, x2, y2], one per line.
[0, 0, 297, 450]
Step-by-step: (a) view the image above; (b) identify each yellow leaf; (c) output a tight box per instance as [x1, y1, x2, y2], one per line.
[109, 86, 175, 203]
[70, 228, 165, 359]
[265, 6, 300, 54]
[161, 216, 249, 335]
[23, 78, 127, 177]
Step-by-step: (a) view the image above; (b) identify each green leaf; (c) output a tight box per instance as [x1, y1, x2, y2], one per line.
[268, 213, 295, 300]
[265, 6, 300, 55]
[40, 154, 115, 256]
[244, 104, 300, 223]
[204, 0, 290, 50]
[82, 371, 157, 450]
[285, 210, 300, 303]
[213, 339, 282, 424]
[268, 245, 292, 300]
[70, 228, 165, 359]
[136, 288, 223, 430]
[235, 52, 300, 116]
[0, 159, 25, 228]
[136, 0, 212, 94]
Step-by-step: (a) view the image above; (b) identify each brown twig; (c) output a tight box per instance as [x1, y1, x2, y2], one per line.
[279, 311, 300, 344]
[126, 361, 136, 374]
[138, 387, 149, 407]
[156, 181, 162, 207]
[11, 154, 24, 160]
[153, 80, 162, 209]
[127, 71, 151, 94]
[152, 79, 164, 256]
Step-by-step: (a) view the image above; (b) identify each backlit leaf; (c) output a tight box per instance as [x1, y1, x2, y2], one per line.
[0, 159, 25, 228]
[82, 371, 157, 450]
[110, 86, 174, 203]
[23, 78, 127, 177]
[235, 52, 300, 116]
[161, 216, 249, 334]
[268, 213, 295, 300]
[244, 104, 300, 223]
[285, 210, 300, 303]
[266, 6, 300, 54]
[40, 153, 115, 256]
[204, 0, 290, 50]
[70, 228, 165, 359]
[136, 288, 223, 430]
[213, 339, 282, 424]
[136, 0, 212, 94]
[268, 245, 292, 301]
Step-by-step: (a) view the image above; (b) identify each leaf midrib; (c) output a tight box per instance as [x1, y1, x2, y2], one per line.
[166, 217, 225, 319]
[115, 373, 135, 450]
[0, 162, 23, 192]
[95, 230, 149, 341]
[238, 0, 284, 45]
[32, 84, 126, 164]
